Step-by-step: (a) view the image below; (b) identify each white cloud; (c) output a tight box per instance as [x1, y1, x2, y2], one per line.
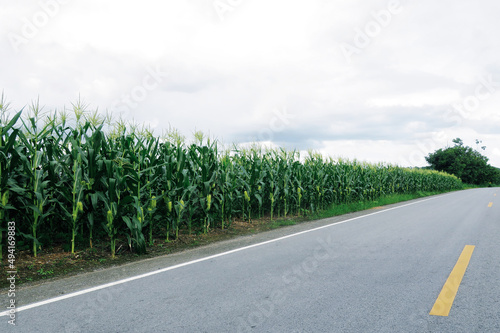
[367, 89, 460, 107]
[1, 0, 499, 168]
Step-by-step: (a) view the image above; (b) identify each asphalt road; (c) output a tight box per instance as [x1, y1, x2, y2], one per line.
[2, 188, 499, 332]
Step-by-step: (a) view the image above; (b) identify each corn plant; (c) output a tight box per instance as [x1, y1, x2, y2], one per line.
[265, 154, 279, 221]
[218, 151, 235, 228]
[173, 198, 185, 239]
[0, 109, 24, 260]
[99, 153, 132, 258]
[147, 194, 157, 246]
[69, 153, 84, 254]
[122, 196, 147, 254]
[0, 98, 465, 260]
[82, 126, 106, 248]
[163, 190, 173, 242]
[19, 103, 56, 257]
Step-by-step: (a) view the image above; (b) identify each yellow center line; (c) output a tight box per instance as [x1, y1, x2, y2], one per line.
[488, 202, 493, 207]
[430, 245, 475, 317]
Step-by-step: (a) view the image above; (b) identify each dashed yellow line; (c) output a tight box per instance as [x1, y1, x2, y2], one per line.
[488, 202, 493, 208]
[430, 245, 475, 317]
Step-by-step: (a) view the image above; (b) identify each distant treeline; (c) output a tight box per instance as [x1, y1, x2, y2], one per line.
[426, 138, 500, 185]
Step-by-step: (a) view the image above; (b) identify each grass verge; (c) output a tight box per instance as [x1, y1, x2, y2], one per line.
[313, 190, 451, 220]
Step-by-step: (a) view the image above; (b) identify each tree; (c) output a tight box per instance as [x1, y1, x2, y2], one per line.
[426, 138, 500, 185]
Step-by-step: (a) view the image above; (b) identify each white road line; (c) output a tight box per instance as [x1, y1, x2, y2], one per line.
[0, 192, 454, 317]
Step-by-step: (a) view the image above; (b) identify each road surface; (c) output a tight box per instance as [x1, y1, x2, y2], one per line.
[2, 188, 499, 332]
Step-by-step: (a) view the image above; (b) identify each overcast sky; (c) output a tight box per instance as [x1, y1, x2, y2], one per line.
[1, 0, 499, 167]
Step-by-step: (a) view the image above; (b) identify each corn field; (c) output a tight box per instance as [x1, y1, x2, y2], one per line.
[0, 100, 463, 259]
